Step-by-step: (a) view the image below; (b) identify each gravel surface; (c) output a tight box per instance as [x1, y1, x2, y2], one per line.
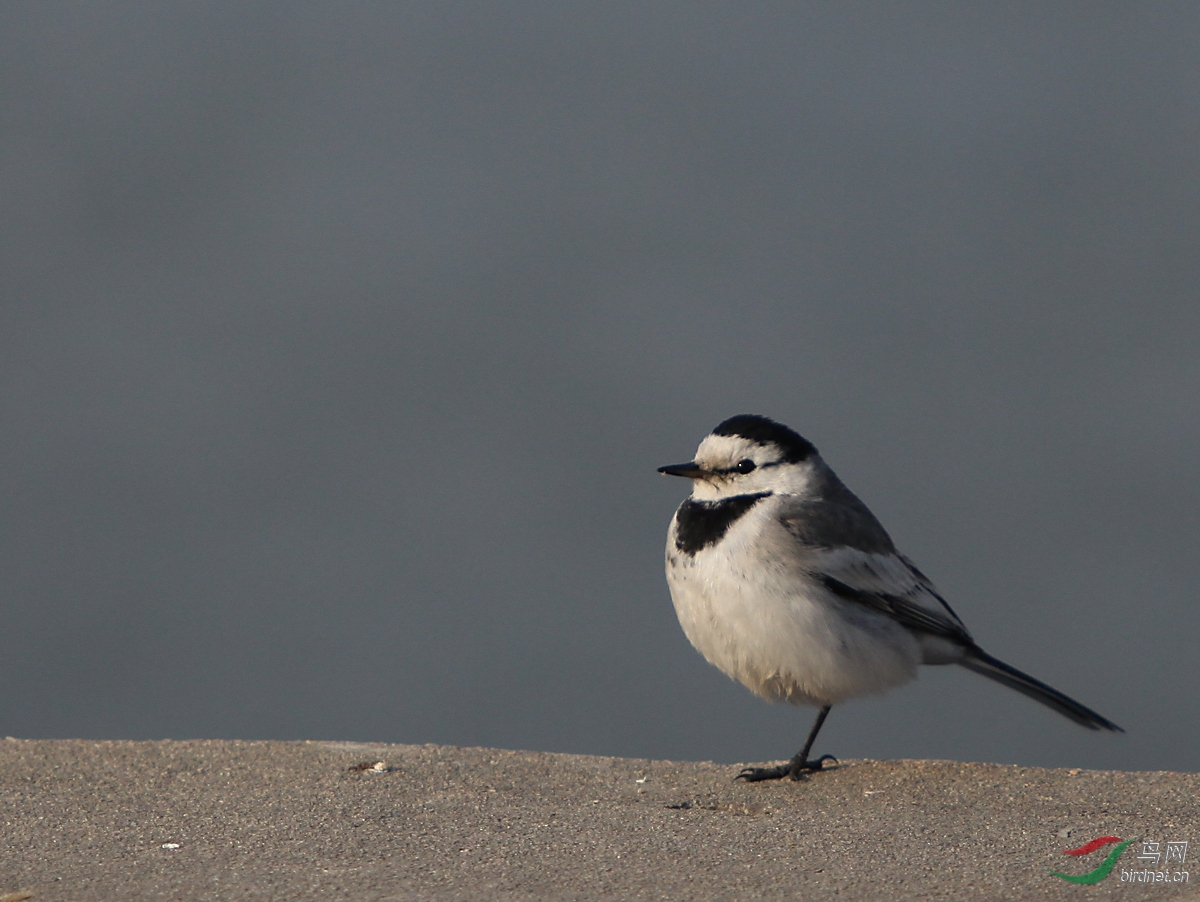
[1, 739, 1196, 900]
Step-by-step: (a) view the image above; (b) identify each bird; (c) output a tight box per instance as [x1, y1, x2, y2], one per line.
[658, 414, 1122, 782]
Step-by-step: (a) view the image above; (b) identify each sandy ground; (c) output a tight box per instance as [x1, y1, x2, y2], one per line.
[0, 739, 1196, 901]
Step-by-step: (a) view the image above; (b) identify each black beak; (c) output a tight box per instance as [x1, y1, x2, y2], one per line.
[658, 461, 706, 478]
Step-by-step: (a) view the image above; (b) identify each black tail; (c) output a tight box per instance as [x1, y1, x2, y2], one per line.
[958, 648, 1124, 732]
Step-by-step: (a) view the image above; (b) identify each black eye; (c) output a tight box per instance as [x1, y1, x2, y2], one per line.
[735, 459, 757, 474]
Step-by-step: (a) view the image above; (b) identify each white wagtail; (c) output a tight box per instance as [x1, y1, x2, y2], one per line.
[659, 414, 1122, 782]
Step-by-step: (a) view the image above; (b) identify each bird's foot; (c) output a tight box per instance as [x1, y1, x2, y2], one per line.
[736, 754, 837, 783]
[735, 763, 791, 782]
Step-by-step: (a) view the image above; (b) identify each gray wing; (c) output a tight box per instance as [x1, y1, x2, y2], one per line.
[775, 473, 896, 555]
[776, 488, 973, 645]
[813, 551, 973, 645]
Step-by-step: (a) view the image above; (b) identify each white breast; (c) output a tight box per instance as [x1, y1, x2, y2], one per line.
[665, 496, 922, 706]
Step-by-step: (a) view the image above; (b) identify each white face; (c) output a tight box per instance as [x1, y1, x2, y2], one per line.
[688, 433, 816, 501]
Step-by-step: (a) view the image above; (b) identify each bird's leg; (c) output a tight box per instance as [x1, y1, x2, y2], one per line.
[737, 705, 837, 783]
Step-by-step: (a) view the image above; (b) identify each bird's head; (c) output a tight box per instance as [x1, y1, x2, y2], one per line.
[658, 414, 819, 501]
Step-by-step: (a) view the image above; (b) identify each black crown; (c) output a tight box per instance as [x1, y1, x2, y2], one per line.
[711, 414, 817, 463]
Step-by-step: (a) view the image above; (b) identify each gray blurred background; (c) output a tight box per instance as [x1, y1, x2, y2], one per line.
[2, 3, 1196, 773]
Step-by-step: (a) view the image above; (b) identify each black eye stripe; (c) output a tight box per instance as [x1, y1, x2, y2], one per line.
[714, 459, 783, 475]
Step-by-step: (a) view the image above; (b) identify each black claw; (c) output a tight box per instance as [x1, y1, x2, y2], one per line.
[736, 755, 837, 783]
[739, 707, 838, 785]
[787, 755, 836, 780]
[735, 764, 791, 783]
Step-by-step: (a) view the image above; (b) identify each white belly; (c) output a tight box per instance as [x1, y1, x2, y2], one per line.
[665, 505, 921, 706]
